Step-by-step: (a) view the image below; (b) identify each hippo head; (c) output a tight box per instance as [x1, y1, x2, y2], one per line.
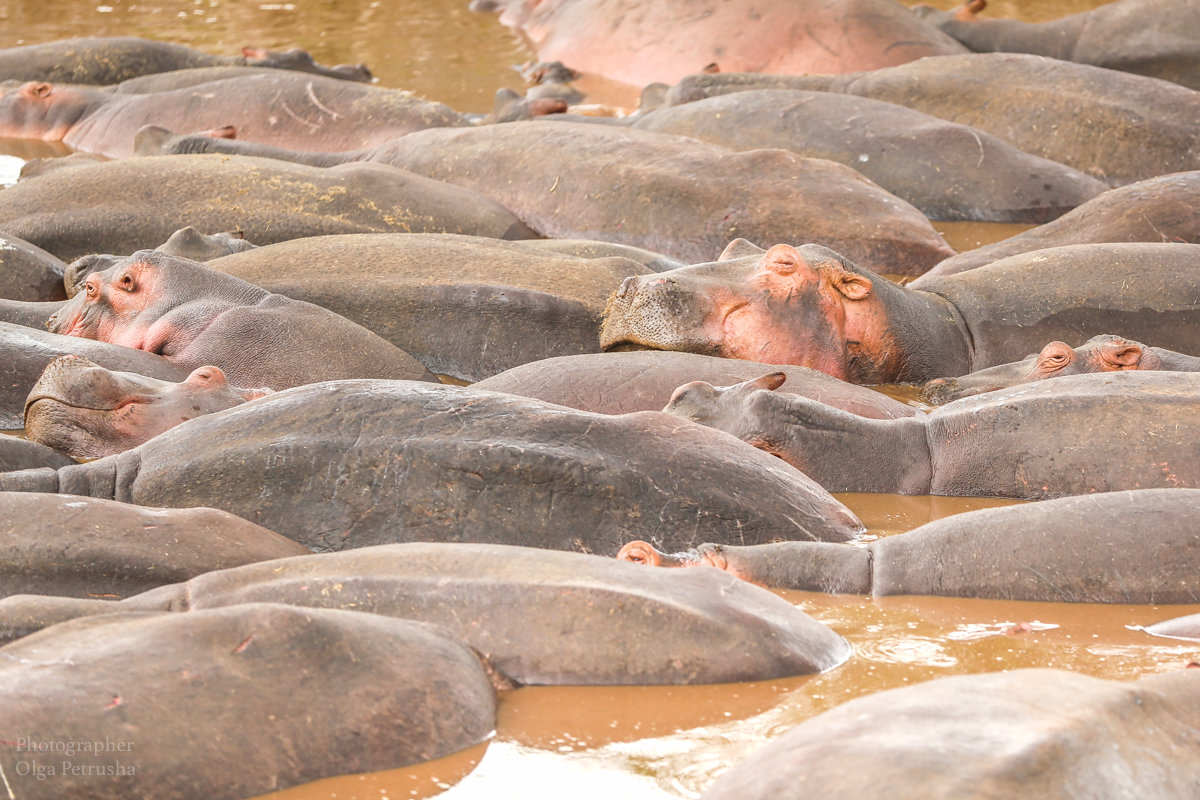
[663, 371, 792, 458]
[921, 335, 1160, 404]
[601, 243, 898, 383]
[241, 46, 373, 83]
[617, 539, 743, 576]
[0, 81, 107, 141]
[24, 355, 270, 459]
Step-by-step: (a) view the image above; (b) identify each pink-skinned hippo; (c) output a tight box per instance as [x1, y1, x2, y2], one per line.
[0, 604, 499, 800]
[913, 172, 1200, 279]
[0, 36, 371, 84]
[600, 241, 1200, 384]
[699, 669, 1200, 800]
[136, 120, 956, 274]
[0, 230, 68, 302]
[661, 370, 1200, 500]
[912, 0, 1200, 91]
[663, 54, 1200, 186]
[0, 380, 865, 554]
[0, 72, 467, 158]
[472, 0, 967, 86]
[631, 89, 1108, 224]
[25, 355, 271, 459]
[45, 250, 436, 390]
[472, 350, 918, 419]
[619, 488, 1200, 604]
[921, 334, 1200, 404]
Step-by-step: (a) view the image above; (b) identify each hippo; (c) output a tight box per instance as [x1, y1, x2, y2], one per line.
[202, 233, 650, 382]
[913, 172, 1200, 279]
[153, 226, 257, 261]
[0, 153, 535, 263]
[25, 355, 270, 459]
[45, 250, 435, 390]
[699, 669, 1200, 800]
[0, 380, 865, 553]
[0, 435, 74, 472]
[661, 370, 1200, 500]
[618, 488, 1200, 604]
[472, 350, 918, 419]
[0, 36, 371, 83]
[0, 604, 498, 800]
[135, 120, 956, 274]
[0, 322, 189, 430]
[0, 492, 306, 599]
[912, 0, 1200, 91]
[921, 334, 1200, 404]
[631, 89, 1108, 224]
[600, 242, 1200, 384]
[473, 0, 966, 86]
[663, 54, 1200, 186]
[1143, 613, 1200, 641]
[0, 543, 853, 685]
[0, 72, 467, 158]
[514, 238, 685, 272]
[0, 230, 68, 302]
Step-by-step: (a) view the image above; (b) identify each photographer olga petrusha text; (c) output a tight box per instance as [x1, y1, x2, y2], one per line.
[4, 736, 137, 783]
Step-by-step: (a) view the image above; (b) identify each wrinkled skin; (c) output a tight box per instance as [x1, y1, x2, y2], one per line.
[700, 669, 1200, 800]
[662, 370, 1200, 500]
[0, 604, 497, 800]
[602, 241, 1200, 384]
[25, 355, 271, 459]
[620, 488, 1200, 604]
[0, 380, 865, 554]
[45, 250, 436, 390]
[912, 0, 1200, 91]
[922, 334, 1200, 404]
[474, 0, 966, 86]
[0, 36, 370, 84]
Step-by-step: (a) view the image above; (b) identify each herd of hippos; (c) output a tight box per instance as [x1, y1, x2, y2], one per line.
[1, 0, 1200, 797]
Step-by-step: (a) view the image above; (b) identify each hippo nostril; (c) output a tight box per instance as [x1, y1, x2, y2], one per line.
[616, 276, 640, 298]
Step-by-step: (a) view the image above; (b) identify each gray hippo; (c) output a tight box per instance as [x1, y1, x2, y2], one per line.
[0, 492, 306, 599]
[600, 242, 1200, 383]
[662, 370, 1200, 500]
[0, 543, 852, 685]
[0, 231, 68, 302]
[0, 36, 371, 83]
[45, 250, 435, 390]
[0, 435, 74, 472]
[0, 72, 467, 157]
[1144, 613, 1200, 641]
[153, 226, 257, 261]
[921, 334, 1200, 404]
[25, 355, 270, 459]
[0, 604, 497, 800]
[700, 668, 1200, 800]
[619, 488, 1200, 604]
[0, 380, 865, 553]
[0, 154, 535, 262]
[631, 89, 1107, 224]
[663, 54, 1200, 186]
[912, 0, 1200, 91]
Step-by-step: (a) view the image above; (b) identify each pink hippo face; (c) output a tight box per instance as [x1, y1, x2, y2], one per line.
[601, 243, 899, 383]
[0, 81, 107, 141]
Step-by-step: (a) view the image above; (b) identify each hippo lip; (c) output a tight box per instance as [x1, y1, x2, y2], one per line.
[24, 391, 156, 417]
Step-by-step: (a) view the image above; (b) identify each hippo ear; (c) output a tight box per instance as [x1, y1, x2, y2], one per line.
[750, 372, 787, 392]
[955, 0, 987, 20]
[25, 82, 53, 99]
[1098, 341, 1144, 369]
[830, 267, 872, 301]
[615, 541, 663, 566]
[719, 238, 766, 261]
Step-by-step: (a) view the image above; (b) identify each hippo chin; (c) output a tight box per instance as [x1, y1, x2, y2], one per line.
[24, 354, 270, 460]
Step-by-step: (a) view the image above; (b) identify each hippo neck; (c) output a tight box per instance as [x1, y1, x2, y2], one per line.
[869, 278, 973, 384]
[1152, 347, 1200, 371]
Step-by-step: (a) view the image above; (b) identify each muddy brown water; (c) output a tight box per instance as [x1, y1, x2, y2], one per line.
[3, 1, 1189, 798]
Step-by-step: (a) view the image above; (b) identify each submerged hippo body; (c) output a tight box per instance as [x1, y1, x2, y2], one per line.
[632, 89, 1107, 224]
[0, 604, 497, 800]
[662, 370, 1200, 500]
[601, 242, 1200, 384]
[922, 335, 1200, 404]
[700, 669, 1200, 800]
[0, 380, 864, 553]
[621, 488, 1200, 604]
[0, 231, 68, 302]
[913, 0, 1200, 91]
[25, 355, 270, 459]
[0, 436, 74, 472]
[45, 250, 435, 390]
[0, 154, 534, 262]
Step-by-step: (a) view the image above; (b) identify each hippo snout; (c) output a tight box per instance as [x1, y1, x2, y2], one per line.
[921, 377, 964, 405]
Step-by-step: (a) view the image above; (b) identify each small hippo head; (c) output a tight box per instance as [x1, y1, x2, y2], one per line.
[24, 354, 271, 459]
[241, 46, 373, 83]
[921, 334, 1161, 404]
[601, 242, 898, 383]
[664, 371, 791, 457]
[0, 81, 108, 141]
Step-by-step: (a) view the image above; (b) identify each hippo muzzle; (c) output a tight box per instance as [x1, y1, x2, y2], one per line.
[600, 273, 723, 353]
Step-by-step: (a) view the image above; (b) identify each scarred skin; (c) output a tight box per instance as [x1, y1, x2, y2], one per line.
[24, 354, 271, 459]
[45, 249, 437, 390]
[921, 334, 1200, 404]
[600, 241, 1200, 383]
[660, 370, 1200, 500]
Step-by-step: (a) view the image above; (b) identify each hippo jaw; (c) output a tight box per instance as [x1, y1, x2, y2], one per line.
[600, 273, 727, 354]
